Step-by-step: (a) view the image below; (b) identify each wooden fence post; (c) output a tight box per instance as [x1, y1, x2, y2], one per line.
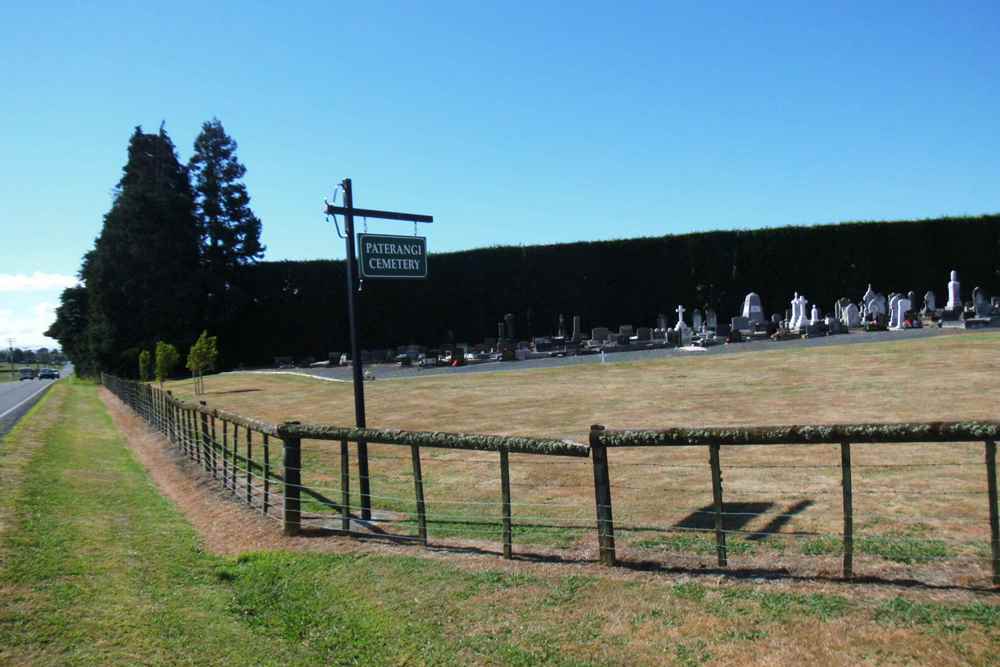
[200, 403, 213, 479]
[985, 439, 999, 585]
[263, 434, 271, 516]
[340, 439, 350, 531]
[500, 446, 513, 559]
[222, 421, 230, 491]
[190, 409, 200, 465]
[410, 444, 428, 545]
[841, 441, 854, 579]
[589, 425, 616, 566]
[282, 422, 302, 537]
[210, 413, 218, 480]
[246, 427, 253, 506]
[709, 443, 727, 568]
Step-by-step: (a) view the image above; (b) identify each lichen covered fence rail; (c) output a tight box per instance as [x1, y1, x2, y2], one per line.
[101, 374, 589, 558]
[102, 374, 1000, 585]
[590, 422, 1000, 583]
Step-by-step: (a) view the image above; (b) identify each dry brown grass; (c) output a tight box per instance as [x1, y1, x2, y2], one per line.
[164, 331, 1000, 588]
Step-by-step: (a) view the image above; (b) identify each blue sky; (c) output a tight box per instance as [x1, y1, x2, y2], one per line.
[2, 1, 998, 347]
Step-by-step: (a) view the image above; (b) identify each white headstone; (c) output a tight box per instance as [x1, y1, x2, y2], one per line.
[705, 309, 718, 330]
[946, 270, 961, 310]
[893, 297, 912, 329]
[793, 295, 809, 330]
[862, 284, 876, 312]
[842, 303, 860, 327]
[692, 309, 703, 331]
[888, 294, 900, 328]
[789, 293, 800, 329]
[871, 293, 887, 316]
[742, 292, 764, 324]
[923, 291, 936, 313]
[810, 305, 820, 325]
[674, 305, 688, 332]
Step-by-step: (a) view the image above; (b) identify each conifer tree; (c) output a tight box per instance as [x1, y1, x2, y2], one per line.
[83, 125, 203, 374]
[189, 118, 264, 277]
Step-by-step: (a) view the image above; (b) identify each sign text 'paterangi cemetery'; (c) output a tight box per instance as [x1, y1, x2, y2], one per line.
[358, 233, 428, 279]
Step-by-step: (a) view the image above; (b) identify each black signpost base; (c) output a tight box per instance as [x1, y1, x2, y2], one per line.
[326, 179, 433, 522]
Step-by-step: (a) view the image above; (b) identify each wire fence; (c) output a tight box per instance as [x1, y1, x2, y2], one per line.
[101, 374, 1000, 585]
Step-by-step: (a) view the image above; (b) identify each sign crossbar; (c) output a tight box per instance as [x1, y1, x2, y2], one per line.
[325, 205, 433, 224]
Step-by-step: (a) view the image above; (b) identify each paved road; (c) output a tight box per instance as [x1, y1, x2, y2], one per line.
[0, 376, 60, 439]
[243, 326, 971, 383]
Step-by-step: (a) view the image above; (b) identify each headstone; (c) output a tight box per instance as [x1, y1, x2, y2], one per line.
[792, 295, 809, 331]
[656, 313, 668, 330]
[771, 313, 782, 325]
[572, 315, 582, 341]
[591, 327, 610, 342]
[862, 284, 877, 313]
[810, 305, 820, 325]
[888, 294, 900, 328]
[893, 298, 912, 329]
[923, 291, 936, 314]
[834, 300, 843, 320]
[705, 309, 718, 330]
[504, 313, 516, 340]
[973, 287, 991, 318]
[674, 305, 687, 331]
[871, 293, 887, 316]
[789, 293, 801, 329]
[619, 324, 634, 337]
[907, 291, 916, 310]
[741, 292, 765, 324]
[730, 316, 751, 332]
[842, 302, 860, 327]
[534, 337, 554, 352]
[946, 270, 961, 311]
[635, 327, 652, 341]
[692, 309, 703, 331]
[557, 314, 566, 338]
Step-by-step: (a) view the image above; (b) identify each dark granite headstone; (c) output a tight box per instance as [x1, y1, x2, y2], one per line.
[731, 316, 751, 332]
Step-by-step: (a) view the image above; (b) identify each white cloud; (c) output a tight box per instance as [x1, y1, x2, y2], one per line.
[0, 272, 79, 292]
[0, 302, 59, 349]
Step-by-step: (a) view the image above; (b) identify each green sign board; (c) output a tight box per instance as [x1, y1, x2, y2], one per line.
[358, 233, 428, 279]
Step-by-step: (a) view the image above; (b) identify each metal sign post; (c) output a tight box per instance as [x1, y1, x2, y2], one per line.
[325, 178, 433, 521]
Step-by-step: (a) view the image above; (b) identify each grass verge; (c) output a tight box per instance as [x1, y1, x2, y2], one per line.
[1, 380, 999, 665]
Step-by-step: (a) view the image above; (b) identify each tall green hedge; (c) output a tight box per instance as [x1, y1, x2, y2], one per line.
[219, 214, 1000, 367]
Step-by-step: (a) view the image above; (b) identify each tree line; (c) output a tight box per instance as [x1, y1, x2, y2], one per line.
[47, 120, 260, 378]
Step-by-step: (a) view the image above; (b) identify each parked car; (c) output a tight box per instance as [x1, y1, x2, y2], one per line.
[18, 368, 36, 380]
[38, 368, 59, 379]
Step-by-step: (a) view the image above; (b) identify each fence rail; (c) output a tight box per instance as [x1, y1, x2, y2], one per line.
[101, 374, 1000, 586]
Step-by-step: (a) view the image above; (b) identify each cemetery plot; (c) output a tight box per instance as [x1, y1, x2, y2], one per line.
[165, 331, 1000, 585]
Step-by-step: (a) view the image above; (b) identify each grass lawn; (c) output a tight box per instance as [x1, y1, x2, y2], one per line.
[1, 380, 999, 665]
[162, 331, 1000, 585]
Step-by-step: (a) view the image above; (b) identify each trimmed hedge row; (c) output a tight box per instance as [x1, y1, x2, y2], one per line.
[219, 214, 1000, 366]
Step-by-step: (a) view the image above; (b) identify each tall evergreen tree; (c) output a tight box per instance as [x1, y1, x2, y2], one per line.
[45, 285, 93, 375]
[82, 125, 204, 374]
[189, 118, 264, 276]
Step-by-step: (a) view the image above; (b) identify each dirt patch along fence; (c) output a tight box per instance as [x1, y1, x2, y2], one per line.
[101, 374, 1000, 585]
[100, 374, 590, 559]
